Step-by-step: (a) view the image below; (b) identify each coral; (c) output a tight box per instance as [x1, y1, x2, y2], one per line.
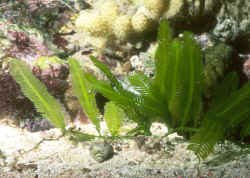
[131, 7, 154, 34]
[164, 0, 183, 18]
[98, 0, 119, 21]
[143, 0, 167, 19]
[75, 1, 119, 38]
[113, 15, 133, 40]
[75, 11, 111, 37]
[74, 0, 169, 48]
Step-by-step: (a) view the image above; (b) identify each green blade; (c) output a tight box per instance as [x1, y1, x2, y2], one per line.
[68, 58, 100, 131]
[104, 102, 125, 136]
[90, 56, 123, 91]
[10, 59, 66, 129]
[180, 32, 203, 127]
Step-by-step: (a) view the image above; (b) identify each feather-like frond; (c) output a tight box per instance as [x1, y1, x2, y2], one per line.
[189, 117, 224, 160]
[153, 21, 203, 128]
[209, 72, 239, 111]
[68, 58, 100, 131]
[154, 20, 173, 100]
[9, 59, 66, 129]
[104, 102, 125, 136]
[190, 73, 250, 159]
[90, 56, 123, 91]
[128, 72, 151, 95]
[180, 32, 203, 127]
[84, 71, 141, 123]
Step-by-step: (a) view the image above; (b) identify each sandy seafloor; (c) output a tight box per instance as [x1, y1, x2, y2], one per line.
[0, 122, 249, 178]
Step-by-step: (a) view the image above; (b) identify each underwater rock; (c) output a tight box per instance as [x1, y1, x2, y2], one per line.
[195, 33, 233, 96]
[64, 87, 81, 119]
[0, 19, 52, 64]
[213, 0, 250, 44]
[243, 55, 250, 80]
[23, 0, 61, 14]
[129, 43, 157, 76]
[89, 142, 114, 163]
[0, 0, 75, 34]
[203, 40, 233, 96]
[165, 0, 222, 32]
[0, 68, 34, 118]
[20, 117, 54, 132]
[32, 56, 69, 99]
[150, 122, 168, 137]
[135, 135, 162, 154]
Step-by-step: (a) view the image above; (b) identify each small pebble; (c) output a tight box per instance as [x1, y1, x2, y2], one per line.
[89, 142, 114, 163]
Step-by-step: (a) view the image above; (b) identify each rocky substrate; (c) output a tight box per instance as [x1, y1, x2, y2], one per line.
[0, 122, 249, 178]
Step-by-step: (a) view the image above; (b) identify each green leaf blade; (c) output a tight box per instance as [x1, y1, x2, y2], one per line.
[68, 58, 100, 131]
[154, 20, 173, 100]
[104, 102, 125, 136]
[181, 32, 203, 127]
[90, 56, 123, 91]
[9, 59, 66, 129]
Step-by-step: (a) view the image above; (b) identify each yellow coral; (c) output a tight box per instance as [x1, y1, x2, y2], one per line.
[113, 15, 133, 40]
[99, 0, 119, 20]
[164, 0, 183, 18]
[143, 0, 167, 19]
[75, 0, 169, 47]
[96, 0, 119, 25]
[75, 1, 120, 37]
[86, 36, 108, 51]
[131, 8, 153, 33]
[75, 11, 111, 37]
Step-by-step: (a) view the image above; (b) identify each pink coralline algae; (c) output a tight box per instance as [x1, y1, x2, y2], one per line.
[5, 30, 52, 65]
